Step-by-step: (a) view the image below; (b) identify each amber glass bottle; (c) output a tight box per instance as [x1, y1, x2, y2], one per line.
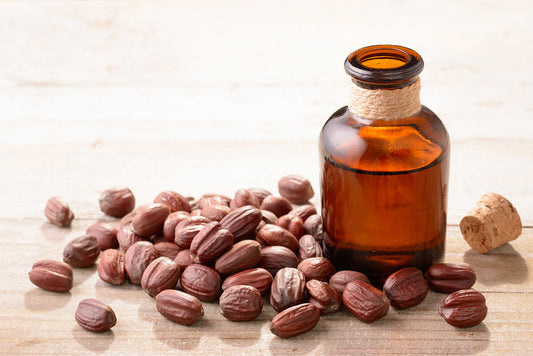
[319, 45, 450, 286]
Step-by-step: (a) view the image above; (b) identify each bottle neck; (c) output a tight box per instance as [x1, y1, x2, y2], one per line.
[347, 77, 421, 120]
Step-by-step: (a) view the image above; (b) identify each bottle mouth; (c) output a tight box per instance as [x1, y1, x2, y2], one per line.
[345, 45, 424, 85]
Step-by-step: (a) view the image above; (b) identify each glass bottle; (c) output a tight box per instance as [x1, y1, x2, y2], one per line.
[319, 45, 450, 286]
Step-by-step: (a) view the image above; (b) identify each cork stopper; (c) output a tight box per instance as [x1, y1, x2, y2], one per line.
[460, 193, 522, 253]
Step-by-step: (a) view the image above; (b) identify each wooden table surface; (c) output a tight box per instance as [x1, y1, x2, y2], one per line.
[1, 1, 532, 355]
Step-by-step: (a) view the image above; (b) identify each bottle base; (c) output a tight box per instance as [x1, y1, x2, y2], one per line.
[323, 239, 444, 288]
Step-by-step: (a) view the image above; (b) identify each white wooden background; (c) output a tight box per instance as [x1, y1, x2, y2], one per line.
[0, 1, 532, 354]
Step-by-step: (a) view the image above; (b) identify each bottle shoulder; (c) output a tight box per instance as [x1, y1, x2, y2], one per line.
[320, 106, 449, 172]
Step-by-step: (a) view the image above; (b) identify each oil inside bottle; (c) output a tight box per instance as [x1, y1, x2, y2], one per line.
[320, 106, 449, 286]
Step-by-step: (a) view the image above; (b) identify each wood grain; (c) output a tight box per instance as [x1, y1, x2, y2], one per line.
[0, 0, 532, 354]
[2, 220, 531, 354]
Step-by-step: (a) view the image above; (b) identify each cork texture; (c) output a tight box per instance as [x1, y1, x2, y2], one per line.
[460, 193, 522, 253]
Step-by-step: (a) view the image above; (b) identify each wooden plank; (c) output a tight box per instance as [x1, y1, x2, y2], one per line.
[1, 219, 531, 354]
[0, 140, 531, 225]
[1, 0, 532, 354]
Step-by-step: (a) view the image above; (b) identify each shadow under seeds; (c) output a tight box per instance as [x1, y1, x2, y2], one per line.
[24, 288, 72, 311]
[409, 291, 491, 354]
[94, 278, 143, 304]
[214, 316, 263, 348]
[72, 326, 115, 354]
[40, 222, 73, 243]
[152, 318, 203, 351]
[443, 323, 491, 355]
[137, 296, 158, 322]
[268, 322, 321, 356]
[72, 264, 97, 288]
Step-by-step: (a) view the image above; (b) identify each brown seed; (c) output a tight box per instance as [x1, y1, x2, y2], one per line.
[154, 241, 182, 260]
[298, 235, 323, 261]
[276, 214, 305, 239]
[219, 285, 263, 321]
[75, 298, 116, 332]
[278, 175, 314, 204]
[163, 211, 191, 242]
[259, 246, 299, 276]
[439, 289, 488, 328]
[215, 240, 262, 275]
[383, 267, 428, 309]
[140, 256, 181, 297]
[186, 195, 197, 207]
[306, 280, 341, 315]
[219, 205, 263, 241]
[98, 187, 135, 218]
[174, 216, 211, 248]
[154, 190, 191, 213]
[200, 204, 231, 221]
[63, 234, 100, 268]
[222, 268, 273, 295]
[197, 197, 219, 209]
[197, 194, 231, 209]
[151, 234, 167, 244]
[297, 257, 336, 282]
[343, 280, 389, 323]
[270, 267, 306, 312]
[174, 249, 195, 270]
[180, 264, 221, 302]
[44, 197, 75, 227]
[155, 289, 204, 326]
[124, 241, 158, 285]
[261, 210, 279, 225]
[86, 222, 119, 250]
[230, 188, 260, 210]
[270, 303, 320, 338]
[253, 220, 266, 239]
[289, 204, 317, 222]
[190, 222, 234, 264]
[304, 214, 323, 242]
[260, 195, 293, 218]
[247, 187, 272, 205]
[256, 224, 299, 252]
[28, 259, 73, 293]
[131, 203, 170, 237]
[117, 223, 146, 253]
[329, 270, 370, 294]
[119, 209, 139, 228]
[97, 249, 126, 285]
[427, 263, 477, 293]
[186, 198, 197, 210]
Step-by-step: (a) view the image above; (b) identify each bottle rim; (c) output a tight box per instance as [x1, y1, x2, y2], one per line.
[344, 45, 424, 84]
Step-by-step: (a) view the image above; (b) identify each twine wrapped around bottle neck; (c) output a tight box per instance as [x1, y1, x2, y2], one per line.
[347, 78, 421, 120]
